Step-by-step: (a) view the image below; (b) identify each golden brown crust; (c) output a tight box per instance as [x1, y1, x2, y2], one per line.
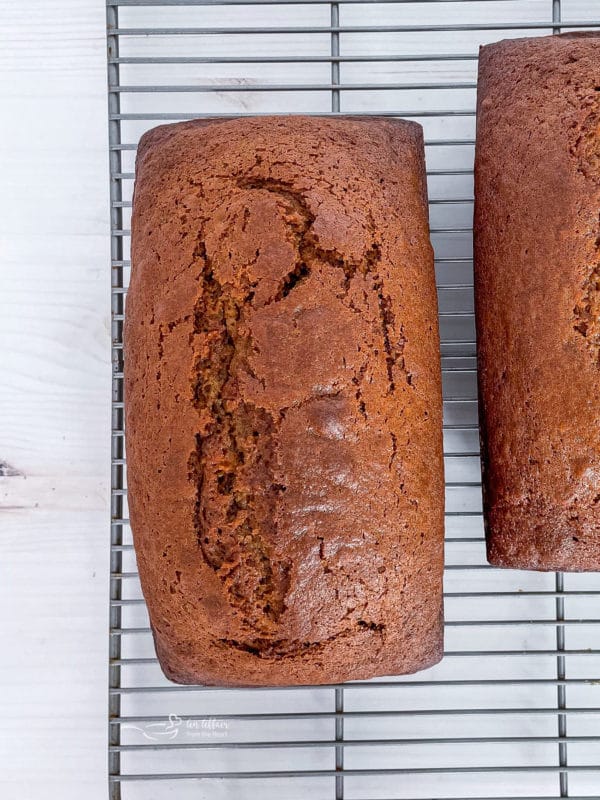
[475, 35, 600, 572]
[126, 116, 444, 685]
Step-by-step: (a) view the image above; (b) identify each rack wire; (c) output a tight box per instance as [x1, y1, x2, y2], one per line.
[107, 1, 600, 798]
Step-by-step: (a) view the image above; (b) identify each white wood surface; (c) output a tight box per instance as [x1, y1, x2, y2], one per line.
[0, 2, 110, 797]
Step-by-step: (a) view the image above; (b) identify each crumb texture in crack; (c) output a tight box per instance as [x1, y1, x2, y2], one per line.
[573, 262, 600, 364]
[219, 616, 386, 660]
[571, 98, 600, 365]
[189, 230, 291, 638]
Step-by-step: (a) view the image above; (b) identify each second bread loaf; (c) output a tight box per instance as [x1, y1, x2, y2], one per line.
[475, 34, 600, 571]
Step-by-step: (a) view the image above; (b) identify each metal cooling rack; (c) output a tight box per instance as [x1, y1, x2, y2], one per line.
[107, 1, 600, 798]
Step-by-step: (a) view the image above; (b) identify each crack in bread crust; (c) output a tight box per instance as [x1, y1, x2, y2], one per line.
[570, 102, 600, 365]
[189, 178, 398, 655]
[189, 233, 291, 636]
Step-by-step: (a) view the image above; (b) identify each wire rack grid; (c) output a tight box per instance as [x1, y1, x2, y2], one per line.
[107, 1, 600, 798]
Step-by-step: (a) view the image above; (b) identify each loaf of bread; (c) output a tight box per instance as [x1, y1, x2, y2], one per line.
[125, 116, 444, 685]
[475, 34, 600, 571]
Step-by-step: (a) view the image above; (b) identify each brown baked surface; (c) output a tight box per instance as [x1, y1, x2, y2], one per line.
[475, 34, 600, 571]
[125, 115, 444, 685]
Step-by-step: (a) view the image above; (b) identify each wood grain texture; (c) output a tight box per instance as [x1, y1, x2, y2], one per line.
[0, 1, 110, 798]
